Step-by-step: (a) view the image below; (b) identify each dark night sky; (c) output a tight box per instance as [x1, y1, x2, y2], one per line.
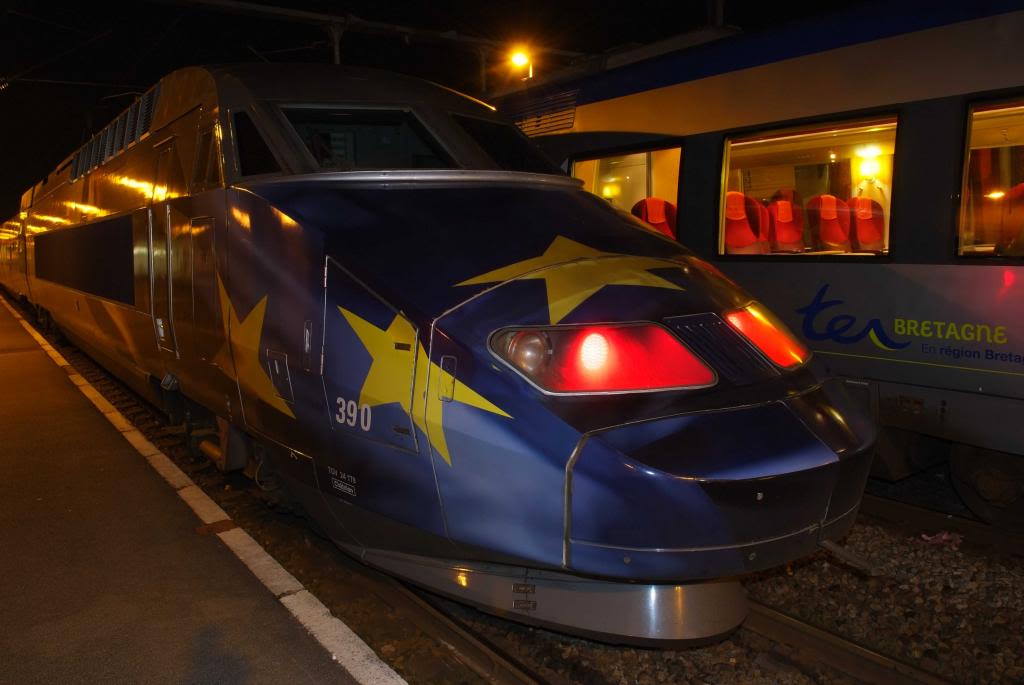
[0, 0, 869, 216]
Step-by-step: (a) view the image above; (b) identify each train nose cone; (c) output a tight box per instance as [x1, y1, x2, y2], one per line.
[565, 379, 876, 581]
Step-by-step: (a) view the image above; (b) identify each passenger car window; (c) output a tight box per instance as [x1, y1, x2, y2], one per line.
[959, 101, 1024, 257]
[571, 147, 681, 238]
[721, 118, 897, 256]
[233, 111, 281, 176]
[282, 108, 453, 171]
[451, 114, 560, 175]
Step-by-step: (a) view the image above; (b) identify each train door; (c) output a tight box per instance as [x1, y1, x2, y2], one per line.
[181, 123, 231, 414]
[150, 141, 180, 357]
[316, 258, 448, 546]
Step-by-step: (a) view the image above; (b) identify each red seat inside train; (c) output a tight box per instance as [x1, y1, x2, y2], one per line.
[631, 197, 677, 239]
[806, 194, 851, 251]
[767, 198, 805, 252]
[849, 196, 885, 252]
[723, 191, 768, 254]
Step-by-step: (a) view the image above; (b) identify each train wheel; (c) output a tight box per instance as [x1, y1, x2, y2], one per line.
[950, 443, 1024, 530]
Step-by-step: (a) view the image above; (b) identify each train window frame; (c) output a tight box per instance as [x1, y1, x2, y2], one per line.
[956, 97, 1024, 260]
[125, 101, 140, 148]
[568, 140, 685, 239]
[718, 115, 900, 260]
[450, 113, 562, 175]
[229, 108, 283, 178]
[276, 104, 457, 173]
[192, 125, 224, 194]
[113, 114, 127, 154]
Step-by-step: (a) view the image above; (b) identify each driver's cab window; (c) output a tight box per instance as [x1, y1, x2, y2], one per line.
[571, 147, 681, 238]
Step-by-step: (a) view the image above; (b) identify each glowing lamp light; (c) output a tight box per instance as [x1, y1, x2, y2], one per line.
[494, 324, 714, 393]
[859, 158, 881, 177]
[986, 190, 1006, 200]
[509, 47, 533, 79]
[725, 303, 809, 369]
[579, 332, 609, 371]
[856, 144, 882, 159]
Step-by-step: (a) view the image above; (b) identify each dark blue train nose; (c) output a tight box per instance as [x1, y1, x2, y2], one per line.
[566, 379, 876, 581]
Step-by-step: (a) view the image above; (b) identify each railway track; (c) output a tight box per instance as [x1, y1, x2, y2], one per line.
[350, 573, 552, 685]
[860, 493, 1024, 556]
[743, 602, 954, 685]
[7, 295, 1004, 685]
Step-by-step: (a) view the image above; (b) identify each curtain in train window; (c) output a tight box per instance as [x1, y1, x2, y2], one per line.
[720, 118, 897, 256]
[571, 147, 681, 238]
[959, 102, 1024, 257]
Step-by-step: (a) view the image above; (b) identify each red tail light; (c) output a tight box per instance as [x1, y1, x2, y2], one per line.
[492, 324, 715, 394]
[725, 303, 809, 369]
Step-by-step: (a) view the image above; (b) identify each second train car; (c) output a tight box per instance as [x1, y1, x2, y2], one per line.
[503, 4, 1024, 527]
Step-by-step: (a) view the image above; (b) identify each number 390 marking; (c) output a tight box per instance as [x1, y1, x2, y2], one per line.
[335, 397, 372, 431]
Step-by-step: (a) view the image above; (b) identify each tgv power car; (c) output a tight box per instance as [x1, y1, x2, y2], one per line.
[0, 64, 876, 644]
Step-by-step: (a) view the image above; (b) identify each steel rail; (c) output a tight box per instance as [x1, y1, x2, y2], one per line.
[359, 573, 555, 685]
[859, 493, 1024, 555]
[744, 601, 955, 685]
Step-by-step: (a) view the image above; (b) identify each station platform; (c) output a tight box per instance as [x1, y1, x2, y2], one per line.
[0, 300, 365, 684]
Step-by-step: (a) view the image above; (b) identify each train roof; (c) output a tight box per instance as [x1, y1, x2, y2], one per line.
[20, 63, 507, 209]
[206, 63, 493, 111]
[497, 1, 1024, 112]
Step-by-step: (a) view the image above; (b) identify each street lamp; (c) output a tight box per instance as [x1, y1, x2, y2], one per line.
[510, 48, 533, 79]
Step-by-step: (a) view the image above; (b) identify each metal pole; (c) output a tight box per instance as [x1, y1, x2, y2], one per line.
[328, 23, 343, 64]
[477, 47, 487, 94]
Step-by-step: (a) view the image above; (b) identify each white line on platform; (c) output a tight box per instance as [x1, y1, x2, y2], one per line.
[178, 485, 232, 525]
[282, 590, 408, 685]
[218, 527, 304, 597]
[0, 295, 407, 685]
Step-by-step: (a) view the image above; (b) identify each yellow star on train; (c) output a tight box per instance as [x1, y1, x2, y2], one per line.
[456, 236, 685, 323]
[215, 277, 295, 418]
[339, 307, 510, 465]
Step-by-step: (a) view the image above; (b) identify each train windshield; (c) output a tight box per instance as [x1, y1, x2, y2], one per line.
[282, 107, 454, 171]
[451, 114, 561, 175]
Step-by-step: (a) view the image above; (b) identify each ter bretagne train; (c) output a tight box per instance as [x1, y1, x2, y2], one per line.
[0, 65, 876, 643]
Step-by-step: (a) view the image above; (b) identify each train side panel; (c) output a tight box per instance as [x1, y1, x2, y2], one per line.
[725, 262, 1024, 454]
[0, 219, 27, 298]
